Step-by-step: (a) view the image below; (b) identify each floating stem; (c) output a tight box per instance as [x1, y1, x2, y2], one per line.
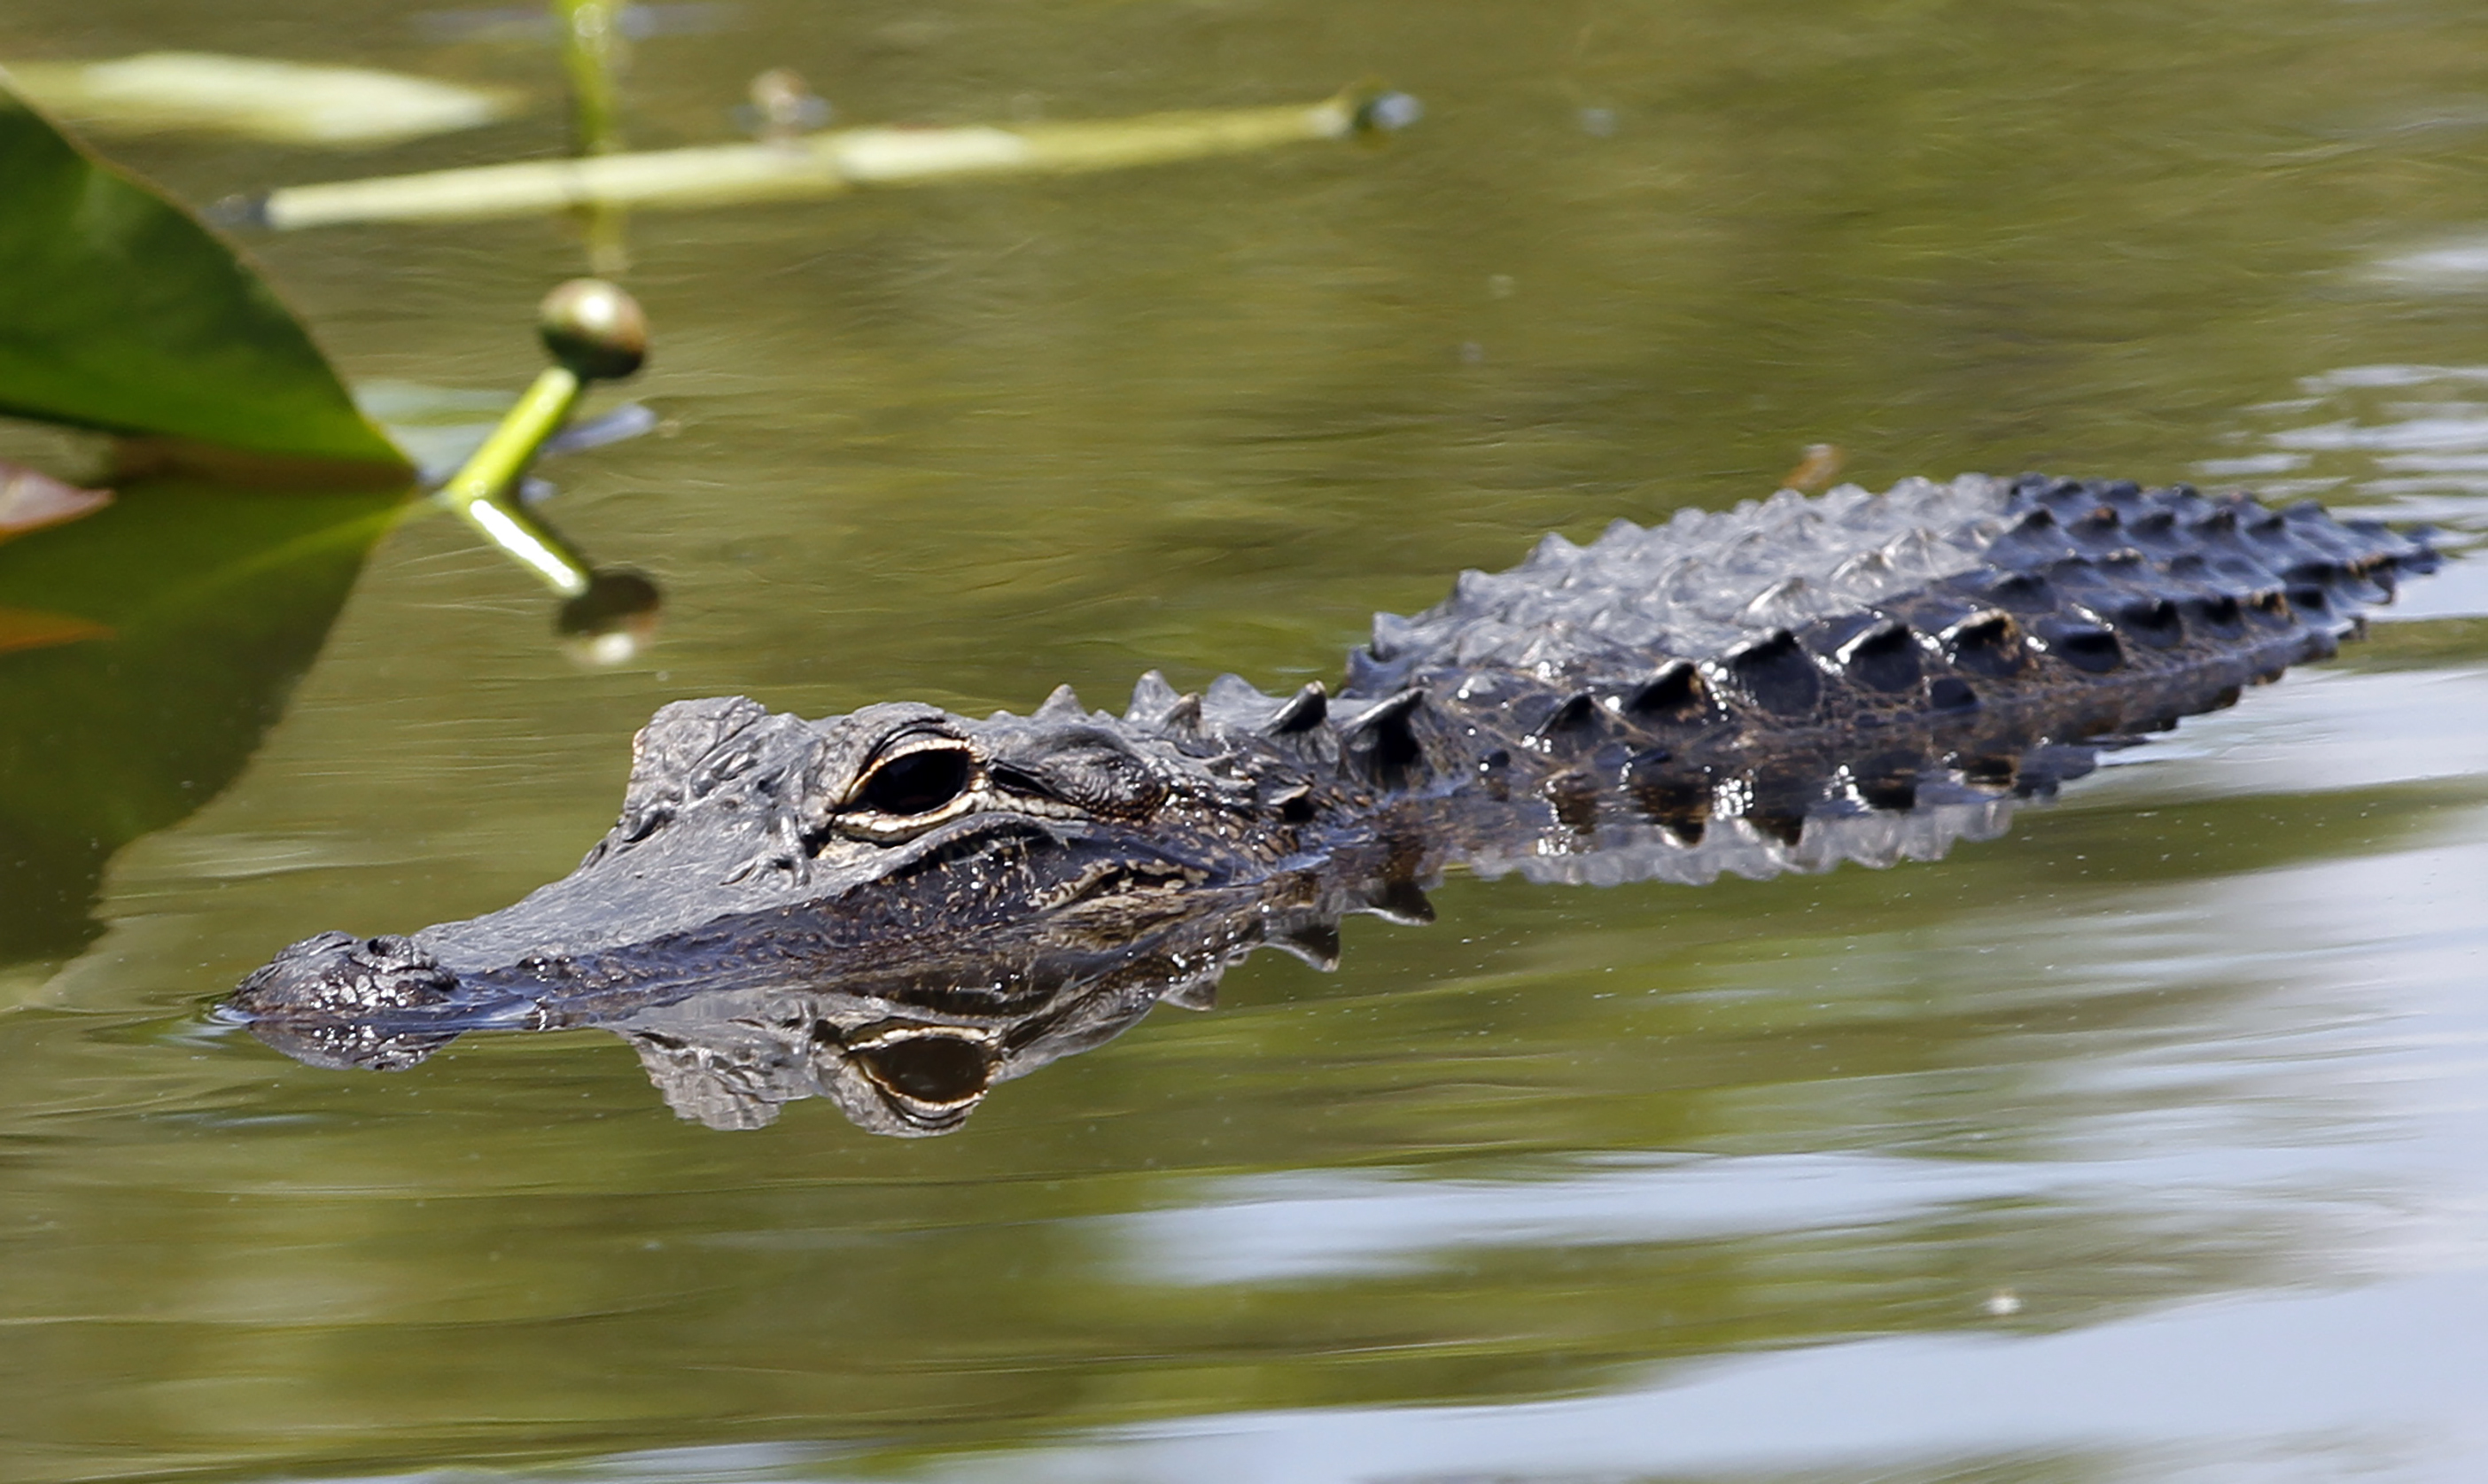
[249, 89, 1420, 229]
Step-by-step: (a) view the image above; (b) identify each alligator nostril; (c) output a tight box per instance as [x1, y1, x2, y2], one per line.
[229, 931, 459, 1019]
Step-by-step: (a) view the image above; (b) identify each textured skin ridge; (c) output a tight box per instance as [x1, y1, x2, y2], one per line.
[1351, 473, 2016, 689]
[1333, 472, 2426, 702]
[1084, 471, 2436, 893]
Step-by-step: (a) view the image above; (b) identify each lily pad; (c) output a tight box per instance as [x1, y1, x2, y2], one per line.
[0, 82, 410, 470]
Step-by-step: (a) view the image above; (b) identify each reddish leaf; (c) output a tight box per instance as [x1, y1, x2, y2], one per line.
[0, 605, 113, 654]
[0, 461, 111, 540]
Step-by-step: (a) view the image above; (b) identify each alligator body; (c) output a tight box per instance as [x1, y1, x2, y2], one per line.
[224, 474, 2437, 1133]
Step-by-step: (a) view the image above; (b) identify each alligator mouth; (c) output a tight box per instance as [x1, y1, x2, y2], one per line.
[863, 810, 1084, 886]
[222, 812, 1207, 1029]
[226, 930, 463, 1018]
[219, 930, 482, 1071]
[857, 807, 1216, 901]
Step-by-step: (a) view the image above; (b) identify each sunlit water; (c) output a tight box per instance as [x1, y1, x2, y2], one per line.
[7, 1, 2488, 1480]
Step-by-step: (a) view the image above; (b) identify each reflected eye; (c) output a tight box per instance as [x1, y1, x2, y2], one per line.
[855, 1034, 993, 1107]
[842, 1028, 1000, 1133]
[855, 745, 974, 817]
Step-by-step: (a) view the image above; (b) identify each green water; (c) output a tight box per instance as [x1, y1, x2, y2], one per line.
[8, 0, 2488, 1479]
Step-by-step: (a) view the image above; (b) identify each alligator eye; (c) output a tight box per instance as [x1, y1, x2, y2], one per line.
[855, 746, 974, 817]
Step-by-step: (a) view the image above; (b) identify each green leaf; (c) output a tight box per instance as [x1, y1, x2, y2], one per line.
[0, 81, 409, 470]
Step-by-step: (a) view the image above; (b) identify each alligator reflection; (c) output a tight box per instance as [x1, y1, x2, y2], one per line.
[237, 764, 2033, 1135]
[533, 872, 1412, 1136]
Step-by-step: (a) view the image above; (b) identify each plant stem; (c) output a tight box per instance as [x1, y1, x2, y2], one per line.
[435, 367, 595, 597]
[550, 0, 627, 155]
[550, 0, 633, 273]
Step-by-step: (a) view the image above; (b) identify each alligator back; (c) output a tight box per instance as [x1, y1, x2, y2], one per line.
[1349, 473, 2425, 699]
[1137, 473, 2436, 889]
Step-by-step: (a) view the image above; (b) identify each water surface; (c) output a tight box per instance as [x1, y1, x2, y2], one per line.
[6, 0, 2488, 1480]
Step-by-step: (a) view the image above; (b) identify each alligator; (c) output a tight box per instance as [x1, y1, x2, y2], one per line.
[222, 473, 2437, 1133]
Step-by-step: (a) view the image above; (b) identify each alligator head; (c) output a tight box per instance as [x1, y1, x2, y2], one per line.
[227, 688, 1321, 1041]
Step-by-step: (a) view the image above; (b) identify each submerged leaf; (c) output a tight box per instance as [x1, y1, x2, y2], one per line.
[0, 476, 401, 961]
[0, 82, 410, 470]
[3, 53, 518, 147]
[0, 462, 111, 540]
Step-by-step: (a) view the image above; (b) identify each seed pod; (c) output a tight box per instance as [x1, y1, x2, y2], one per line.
[537, 278, 649, 380]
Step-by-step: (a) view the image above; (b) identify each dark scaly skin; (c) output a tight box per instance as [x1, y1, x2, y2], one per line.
[222, 475, 2437, 1133]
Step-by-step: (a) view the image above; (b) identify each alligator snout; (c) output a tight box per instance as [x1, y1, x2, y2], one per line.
[228, 931, 461, 1019]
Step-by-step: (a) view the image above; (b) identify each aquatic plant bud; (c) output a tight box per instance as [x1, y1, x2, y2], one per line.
[1355, 91, 1423, 134]
[1781, 442, 1846, 494]
[538, 278, 649, 381]
[742, 67, 830, 143]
